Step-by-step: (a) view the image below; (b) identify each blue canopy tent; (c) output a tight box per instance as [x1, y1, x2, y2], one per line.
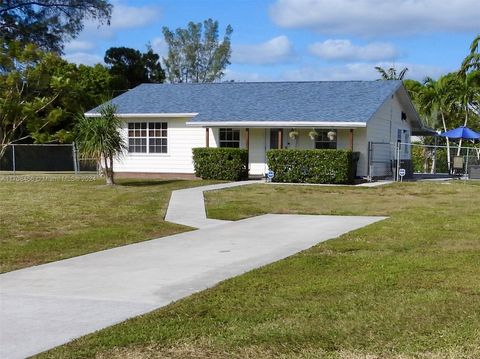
[439, 126, 480, 140]
[439, 126, 480, 178]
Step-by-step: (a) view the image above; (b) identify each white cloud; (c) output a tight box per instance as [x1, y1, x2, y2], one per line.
[281, 62, 448, 82]
[232, 36, 294, 65]
[69, 1, 161, 42]
[64, 40, 95, 52]
[63, 2, 162, 66]
[270, 0, 479, 36]
[109, 2, 161, 30]
[63, 52, 104, 66]
[309, 39, 399, 62]
[223, 69, 274, 82]
[150, 37, 168, 58]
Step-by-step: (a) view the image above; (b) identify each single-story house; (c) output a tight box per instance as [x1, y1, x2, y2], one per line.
[85, 80, 424, 178]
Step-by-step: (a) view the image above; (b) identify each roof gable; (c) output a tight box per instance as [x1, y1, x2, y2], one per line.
[86, 81, 403, 124]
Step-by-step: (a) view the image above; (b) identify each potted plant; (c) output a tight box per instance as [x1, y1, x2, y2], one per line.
[308, 130, 318, 140]
[327, 130, 337, 141]
[289, 129, 299, 139]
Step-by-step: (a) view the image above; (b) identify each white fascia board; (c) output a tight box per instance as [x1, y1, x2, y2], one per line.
[84, 113, 198, 118]
[185, 121, 367, 128]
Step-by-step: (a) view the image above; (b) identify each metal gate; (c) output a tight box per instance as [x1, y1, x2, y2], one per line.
[367, 141, 393, 180]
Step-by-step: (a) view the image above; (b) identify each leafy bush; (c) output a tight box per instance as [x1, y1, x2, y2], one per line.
[411, 145, 449, 173]
[267, 149, 357, 184]
[192, 147, 249, 181]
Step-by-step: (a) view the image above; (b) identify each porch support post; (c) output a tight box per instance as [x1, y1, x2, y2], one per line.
[349, 129, 354, 151]
[245, 128, 249, 150]
[277, 128, 283, 149]
[205, 128, 210, 148]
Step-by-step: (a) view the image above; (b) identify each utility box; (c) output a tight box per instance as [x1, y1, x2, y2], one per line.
[470, 165, 480, 179]
[453, 156, 464, 170]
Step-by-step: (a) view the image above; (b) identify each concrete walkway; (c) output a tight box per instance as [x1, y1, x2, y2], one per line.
[165, 180, 259, 228]
[0, 181, 386, 359]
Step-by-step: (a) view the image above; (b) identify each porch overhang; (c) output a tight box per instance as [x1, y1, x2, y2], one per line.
[185, 121, 367, 128]
[84, 113, 198, 118]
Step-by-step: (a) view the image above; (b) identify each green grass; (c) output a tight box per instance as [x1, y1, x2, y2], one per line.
[0, 176, 216, 273]
[38, 181, 480, 359]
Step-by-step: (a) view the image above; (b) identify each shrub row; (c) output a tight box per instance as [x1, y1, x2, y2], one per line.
[192, 147, 249, 181]
[267, 149, 357, 184]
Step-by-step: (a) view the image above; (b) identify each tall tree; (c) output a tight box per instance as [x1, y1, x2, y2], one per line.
[450, 71, 480, 154]
[375, 66, 409, 80]
[418, 76, 457, 171]
[0, 0, 112, 53]
[75, 104, 125, 185]
[162, 19, 233, 83]
[460, 35, 480, 74]
[0, 41, 68, 159]
[0, 40, 115, 155]
[104, 46, 165, 92]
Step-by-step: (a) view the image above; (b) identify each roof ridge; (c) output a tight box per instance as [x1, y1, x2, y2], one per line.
[137, 80, 401, 86]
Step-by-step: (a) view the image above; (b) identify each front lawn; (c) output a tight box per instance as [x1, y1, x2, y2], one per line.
[39, 181, 480, 358]
[0, 176, 214, 273]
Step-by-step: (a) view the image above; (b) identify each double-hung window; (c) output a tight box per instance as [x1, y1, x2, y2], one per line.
[219, 128, 240, 148]
[314, 129, 337, 149]
[128, 122, 167, 154]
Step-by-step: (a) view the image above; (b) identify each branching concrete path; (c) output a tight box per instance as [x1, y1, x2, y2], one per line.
[0, 181, 386, 359]
[165, 180, 259, 228]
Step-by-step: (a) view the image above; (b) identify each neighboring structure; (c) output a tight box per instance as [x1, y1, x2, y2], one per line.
[85, 81, 424, 178]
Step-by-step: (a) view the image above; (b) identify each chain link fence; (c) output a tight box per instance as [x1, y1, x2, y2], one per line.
[0, 144, 97, 174]
[408, 142, 480, 180]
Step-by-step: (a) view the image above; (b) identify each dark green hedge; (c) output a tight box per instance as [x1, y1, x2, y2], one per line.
[192, 147, 249, 181]
[267, 149, 357, 184]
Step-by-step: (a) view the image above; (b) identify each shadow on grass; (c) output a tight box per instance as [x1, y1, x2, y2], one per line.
[119, 179, 184, 187]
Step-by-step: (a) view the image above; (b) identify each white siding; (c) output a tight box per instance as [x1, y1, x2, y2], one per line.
[114, 117, 205, 173]
[336, 128, 367, 177]
[366, 93, 413, 177]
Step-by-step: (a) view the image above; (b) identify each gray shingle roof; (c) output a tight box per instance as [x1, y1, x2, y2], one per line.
[86, 80, 403, 123]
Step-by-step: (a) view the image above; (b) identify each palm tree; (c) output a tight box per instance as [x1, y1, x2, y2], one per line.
[375, 66, 409, 80]
[75, 104, 125, 185]
[418, 76, 456, 171]
[460, 35, 479, 74]
[451, 72, 479, 155]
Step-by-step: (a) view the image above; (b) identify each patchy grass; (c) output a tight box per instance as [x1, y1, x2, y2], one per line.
[39, 181, 480, 358]
[0, 176, 216, 273]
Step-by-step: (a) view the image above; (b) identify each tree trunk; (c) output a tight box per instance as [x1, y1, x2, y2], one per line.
[456, 105, 469, 156]
[441, 112, 451, 173]
[431, 147, 437, 174]
[108, 155, 115, 185]
[0, 144, 7, 162]
[103, 156, 114, 185]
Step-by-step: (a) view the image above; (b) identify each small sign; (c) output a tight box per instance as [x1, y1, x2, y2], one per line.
[267, 170, 274, 179]
[399, 168, 406, 182]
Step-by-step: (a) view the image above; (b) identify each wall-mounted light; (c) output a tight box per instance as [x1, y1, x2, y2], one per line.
[401, 112, 407, 121]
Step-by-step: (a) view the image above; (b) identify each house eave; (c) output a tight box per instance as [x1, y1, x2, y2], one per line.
[84, 113, 198, 118]
[185, 121, 367, 128]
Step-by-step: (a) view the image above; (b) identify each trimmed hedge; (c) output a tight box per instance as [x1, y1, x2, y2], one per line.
[192, 147, 249, 181]
[267, 149, 357, 184]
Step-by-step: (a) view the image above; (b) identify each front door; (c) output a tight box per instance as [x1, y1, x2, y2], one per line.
[270, 128, 279, 149]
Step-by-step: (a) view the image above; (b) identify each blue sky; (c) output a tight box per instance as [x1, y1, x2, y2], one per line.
[64, 0, 479, 82]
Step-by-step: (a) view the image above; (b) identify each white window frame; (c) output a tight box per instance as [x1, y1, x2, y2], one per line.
[127, 122, 168, 154]
[219, 128, 240, 148]
[314, 129, 337, 149]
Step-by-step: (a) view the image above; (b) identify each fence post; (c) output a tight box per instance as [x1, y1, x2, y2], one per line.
[396, 142, 401, 182]
[72, 142, 78, 175]
[367, 141, 373, 182]
[465, 147, 470, 180]
[12, 144, 16, 175]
